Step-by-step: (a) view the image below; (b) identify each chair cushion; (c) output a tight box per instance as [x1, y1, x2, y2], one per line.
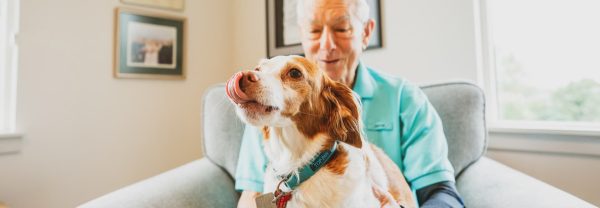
[202, 82, 487, 177]
[457, 157, 595, 207]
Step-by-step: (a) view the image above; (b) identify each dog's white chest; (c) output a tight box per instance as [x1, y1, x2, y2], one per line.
[263, 144, 381, 208]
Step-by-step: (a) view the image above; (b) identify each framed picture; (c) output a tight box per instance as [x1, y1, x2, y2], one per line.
[266, 0, 383, 57]
[120, 0, 185, 11]
[114, 8, 186, 79]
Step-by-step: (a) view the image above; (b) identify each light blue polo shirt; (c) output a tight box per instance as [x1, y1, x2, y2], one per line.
[234, 62, 455, 195]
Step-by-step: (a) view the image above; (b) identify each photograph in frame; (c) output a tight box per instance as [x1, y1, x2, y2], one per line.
[114, 8, 186, 79]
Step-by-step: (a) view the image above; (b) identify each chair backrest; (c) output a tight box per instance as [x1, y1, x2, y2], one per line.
[202, 84, 245, 176]
[202, 82, 487, 178]
[420, 82, 487, 176]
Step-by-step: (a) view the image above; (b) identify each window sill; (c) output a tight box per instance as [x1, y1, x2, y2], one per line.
[0, 133, 23, 155]
[487, 124, 600, 157]
[489, 122, 600, 137]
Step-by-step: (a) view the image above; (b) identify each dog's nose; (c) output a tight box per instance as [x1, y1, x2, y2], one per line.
[244, 71, 260, 83]
[239, 71, 259, 92]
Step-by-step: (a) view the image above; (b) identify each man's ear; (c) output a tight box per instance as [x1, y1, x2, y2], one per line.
[322, 78, 362, 148]
[362, 19, 375, 50]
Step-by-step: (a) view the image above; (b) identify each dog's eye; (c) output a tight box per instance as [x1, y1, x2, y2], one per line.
[288, 68, 303, 79]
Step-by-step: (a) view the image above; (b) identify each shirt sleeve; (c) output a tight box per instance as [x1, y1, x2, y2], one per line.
[417, 181, 465, 207]
[234, 125, 268, 193]
[399, 82, 456, 191]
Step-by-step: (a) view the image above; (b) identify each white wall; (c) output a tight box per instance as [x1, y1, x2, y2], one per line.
[362, 0, 479, 84]
[232, 0, 600, 206]
[0, 0, 233, 207]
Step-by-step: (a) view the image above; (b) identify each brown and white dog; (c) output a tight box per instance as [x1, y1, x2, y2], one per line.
[227, 56, 415, 208]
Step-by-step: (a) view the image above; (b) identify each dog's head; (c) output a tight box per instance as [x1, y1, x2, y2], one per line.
[226, 55, 362, 148]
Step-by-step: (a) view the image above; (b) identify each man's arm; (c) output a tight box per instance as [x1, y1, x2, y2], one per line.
[235, 126, 269, 205]
[417, 181, 465, 208]
[398, 82, 465, 206]
[238, 191, 260, 208]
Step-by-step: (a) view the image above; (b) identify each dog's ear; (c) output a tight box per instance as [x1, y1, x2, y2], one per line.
[321, 78, 362, 148]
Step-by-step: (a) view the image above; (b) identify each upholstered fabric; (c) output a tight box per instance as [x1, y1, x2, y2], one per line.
[421, 82, 487, 176]
[80, 159, 238, 208]
[202, 84, 244, 176]
[457, 157, 594, 208]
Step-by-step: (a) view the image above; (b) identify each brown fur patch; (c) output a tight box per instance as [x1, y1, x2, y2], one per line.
[278, 58, 318, 119]
[262, 126, 270, 140]
[281, 98, 297, 118]
[370, 144, 416, 207]
[324, 144, 349, 175]
[292, 56, 320, 78]
[288, 59, 363, 148]
[318, 78, 362, 148]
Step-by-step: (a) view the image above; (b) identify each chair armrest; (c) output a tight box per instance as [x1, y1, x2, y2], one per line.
[79, 158, 240, 208]
[457, 157, 594, 207]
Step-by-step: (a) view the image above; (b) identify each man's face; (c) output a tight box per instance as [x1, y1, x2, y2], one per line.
[298, 0, 372, 83]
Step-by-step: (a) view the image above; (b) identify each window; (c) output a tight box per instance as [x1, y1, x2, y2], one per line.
[480, 0, 600, 133]
[0, 0, 19, 134]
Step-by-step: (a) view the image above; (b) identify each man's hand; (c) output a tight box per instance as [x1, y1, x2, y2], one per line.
[237, 191, 260, 208]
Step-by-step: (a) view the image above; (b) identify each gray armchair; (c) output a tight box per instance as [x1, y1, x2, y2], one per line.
[81, 82, 594, 208]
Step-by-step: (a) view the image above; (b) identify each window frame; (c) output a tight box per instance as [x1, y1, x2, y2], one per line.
[475, 0, 600, 137]
[0, 0, 20, 136]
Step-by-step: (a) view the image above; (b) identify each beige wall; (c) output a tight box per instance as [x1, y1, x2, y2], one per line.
[0, 0, 233, 207]
[232, 0, 600, 206]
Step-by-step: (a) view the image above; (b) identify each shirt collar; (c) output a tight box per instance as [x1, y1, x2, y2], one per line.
[352, 62, 375, 99]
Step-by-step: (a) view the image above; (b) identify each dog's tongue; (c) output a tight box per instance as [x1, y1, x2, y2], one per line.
[226, 72, 251, 104]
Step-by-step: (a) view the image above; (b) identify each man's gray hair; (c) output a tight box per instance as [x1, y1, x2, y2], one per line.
[296, 0, 371, 24]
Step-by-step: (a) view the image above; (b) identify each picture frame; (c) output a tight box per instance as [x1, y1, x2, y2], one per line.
[120, 0, 185, 11]
[114, 8, 186, 79]
[266, 0, 383, 58]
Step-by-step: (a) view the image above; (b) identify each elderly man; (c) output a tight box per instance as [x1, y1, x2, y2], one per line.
[236, 0, 465, 207]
